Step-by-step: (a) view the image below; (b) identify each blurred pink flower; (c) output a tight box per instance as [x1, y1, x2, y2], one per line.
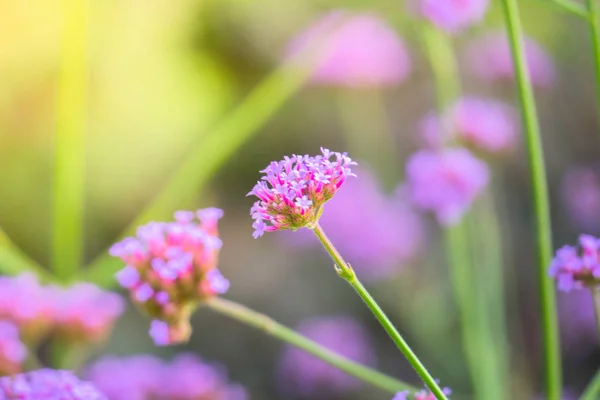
[284, 167, 424, 281]
[408, 0, 489, 33]
[465, 33, 555, 88]
[0, 321, 26, 375]
[0, 369, 107, 399]
[406, 148, 489, 225]
[548, 235, 600, 292]
[420, 97, 519, 154]
[394, 384, 452, 399]
[278, 316, 376, 397]
[285, 11, 411, 88]
[562, 167, 600, 233]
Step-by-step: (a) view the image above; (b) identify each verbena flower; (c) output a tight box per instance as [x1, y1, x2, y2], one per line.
[248, 148, 357, 238]
[465, 32, 555, 88]
[86, 353, 248, 400]
[283, 167, 424, 281]
[561, 167, 600, 233]
[393, 384, 452, 399]
[0, 321, 27, 375]
[110, 209, 229, 346]
[408, 0, 489, 33]
[278, 316, 376, 397]
[0, 369, 107, 399]
[420, 97, 519, 154]
[406, 148, 489, 225]
[549, 235, 600, 292]
[285, 11, 411, 88]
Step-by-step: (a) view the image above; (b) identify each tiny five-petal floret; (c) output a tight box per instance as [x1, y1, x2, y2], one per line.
[0, 369, 107, 400]
[248, 148, 357, 238]
[549, 235, 600, 292]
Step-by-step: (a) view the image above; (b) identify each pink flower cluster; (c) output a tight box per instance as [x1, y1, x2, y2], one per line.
[86, 353, 248, 400]
[406, 148, 489, 225]
[0, 369, 107, 399]
[110, 208, 229, 346]
[0, 273, 123, 344]
[409, 0, 489, 33]
[549, 235, 600, 292]
[420, 97, 519, 154]
[393, 384, 452, 400]
[285, 11, 411, 88]
[248, 148, 357, 238]
[0, 321, 27, 375]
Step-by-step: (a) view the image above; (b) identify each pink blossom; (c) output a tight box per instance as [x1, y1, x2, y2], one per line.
[409, 0, 489, 33]
[0, 321, 26, 375]
[548, 235, 600, 292]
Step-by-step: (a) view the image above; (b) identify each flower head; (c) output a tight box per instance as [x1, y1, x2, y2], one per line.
[465, 32, 555, 88]
[0, 321, 27, 375]
[406, 148, 489, 225]
[278, 316, 376, 397]
[549, 235, 600, 292]
[408, 0, 489, 33]
[0, 369, 107, 399]
[110, 208, 228, 346]
[248, 148, 357, 237]
[86, 354, 248, 400]
[285, 11, 411, 88]
[420, 97, 519, 154]
[393, 384, 452, 399]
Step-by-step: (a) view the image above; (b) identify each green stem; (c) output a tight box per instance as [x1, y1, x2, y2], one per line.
[534, 0, 589, 18]
[205, 297, 414, 394]
[500, 0, 561, 398]
[587, 0, 600, 131]
[591, 286, 600, 340]
[53, 0, 88, 281]
[581, 368, 600, 400]
[312, 223, 448, 400]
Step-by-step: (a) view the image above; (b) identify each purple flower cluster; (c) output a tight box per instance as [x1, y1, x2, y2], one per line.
[285, 11, 411, 88]
[0, 369, 107, 400]
[393, 385, 452, 400]
[278, 316, 376, 397]
[0, 321, 26, 375]
[86, 353, 248, 400]
[284, 167, 424, 281]
[549, 235, 600, 292]
[409, 0, 489, 33]
[110, 209, 229, 346]
[0, 273, 123, 344]
[420, 97, 519, 154]
[465, 33, 555, 88]
[406, 148, 489, 225]
[248, 148, 357, 238]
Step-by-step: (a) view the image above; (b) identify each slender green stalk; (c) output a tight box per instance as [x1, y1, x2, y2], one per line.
[53, 0, 88, 280]
[533, 0, 589, 18]
[0, 230, 54, 282]
[500, 0, 561, 398]
[205, 297, 415, 394]
[591, 286, 600, 339]
[581, 368, 600, 400]
[587, 0, 600, 131]
[311, 223, 448, 399]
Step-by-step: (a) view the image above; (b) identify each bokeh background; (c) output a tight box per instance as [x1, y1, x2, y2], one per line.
[0, 0, 599, 399]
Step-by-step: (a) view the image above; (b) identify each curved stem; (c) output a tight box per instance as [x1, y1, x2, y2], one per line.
[205, 297, 414, 394]
[500, 0, 561, 398]
[312, 223, 448, 400]
[587, 0, 600, 132]
[581, 368, 600, 400]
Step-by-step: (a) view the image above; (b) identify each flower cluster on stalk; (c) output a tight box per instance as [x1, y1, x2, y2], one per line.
[110, 208, 229, 345]
[549, 235, 600, 292]
[248, 148, 357, 238]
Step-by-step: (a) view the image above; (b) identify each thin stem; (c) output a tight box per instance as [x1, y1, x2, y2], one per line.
[534, 0, 589, 18]
[205, 297, 415, 394]
[500, 0, 561, 398]
[53, 0, 88, 280]
[312, 223, 448, 400]
[581, 368, 600, 400]
[587, 0, 600, 131]
[591, 286, 600, 340]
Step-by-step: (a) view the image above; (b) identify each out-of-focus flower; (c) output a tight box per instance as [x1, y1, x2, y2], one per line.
[0, 321, 26, 375]
[248, 148, 357, 238]
[408, 0, 489, 33]
[86, 353, 248, 400]
[465, 33, 555, 88]
[285, 11, 411, 88]
[0, 369, 107, 399]
[406, 148, 489, 225]
[110, 209, 228, 346]
[393, 384, 452, 399]
[278, 316, 376, 397]
[561, 167, 600, 233]
[549, 235, 600, 292]
[420, 97, 519, 154]
[284, 167, 424, 281]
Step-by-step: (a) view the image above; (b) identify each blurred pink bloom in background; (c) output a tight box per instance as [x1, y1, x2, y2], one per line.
[406, 148, 489, 225]
[420, 97, 519, 154]
[408, 0, 489, 33]
[465, 33, 556, 88]
[278, 316, 376, 397]
[284, 167, 424, 281]
[0, 369, 107, 399]
[285, 11, 411, 88]
[561, 167, 600, 233]
[0, 321, 26, 375]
